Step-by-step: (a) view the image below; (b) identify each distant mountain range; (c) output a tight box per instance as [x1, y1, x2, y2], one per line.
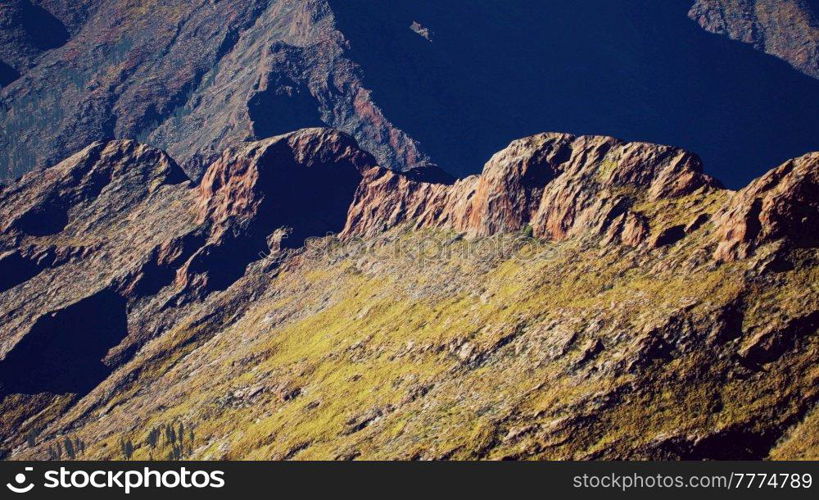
[690, 0, 819, 80]
[1, 0, 818, 184]
[0, 0, 426, 181]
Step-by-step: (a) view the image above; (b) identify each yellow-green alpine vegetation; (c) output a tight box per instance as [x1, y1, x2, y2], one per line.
[16, 223, 819, 460]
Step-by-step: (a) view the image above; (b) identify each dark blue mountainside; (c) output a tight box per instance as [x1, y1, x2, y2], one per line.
[331, 0, 819, 188]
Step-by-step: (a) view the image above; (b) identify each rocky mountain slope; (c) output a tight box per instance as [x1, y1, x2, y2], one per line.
[1, 127, 817, 460]
[689, 0, 819, 79]
[0, 0, 425, 181]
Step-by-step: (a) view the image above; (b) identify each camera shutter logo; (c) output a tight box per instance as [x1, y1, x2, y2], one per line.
[6, 467, 35, 494]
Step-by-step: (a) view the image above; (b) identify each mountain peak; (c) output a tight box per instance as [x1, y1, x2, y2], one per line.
[714, 152, 819, 261]
[197, 128, 374, 233]
[0, 139, 187, 236]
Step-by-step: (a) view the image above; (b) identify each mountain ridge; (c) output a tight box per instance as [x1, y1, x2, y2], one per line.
[1, 127, 817, 460]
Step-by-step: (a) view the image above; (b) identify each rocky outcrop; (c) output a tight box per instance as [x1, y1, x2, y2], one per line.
[344, 133, 720, 245]
[0, 127, 369, 389]
[176, 128, 375, 296]
[0, 129, 380, 452]
[344, 132, 819, 264]
[197, 129, 374, 234]
[713, 152, 819, 261]
[689, 0, 819, 80]
[0, 140, 188, 237]
[0, 0, 425, 180]
[0, 139, 194, 358]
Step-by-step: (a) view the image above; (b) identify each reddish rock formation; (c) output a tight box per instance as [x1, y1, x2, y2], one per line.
[197, 128, 373, 235]
[176, 128, 375, 296]
[344, 131, 819, 262]
[343, 133, 720, 244]
[713, 152, 819, 261]
[608, 212, 650, 248]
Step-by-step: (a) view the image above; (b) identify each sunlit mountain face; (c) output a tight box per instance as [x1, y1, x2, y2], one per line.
[331, 0, 819, 188]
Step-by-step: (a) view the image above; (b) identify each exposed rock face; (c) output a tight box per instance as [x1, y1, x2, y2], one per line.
[198, 129, 374, 234]
[0, 139, 196, 441]
[0, 139, 194, 361]
[0, 128, 375, 356]
[714, 152, 819, 261]
[345, 132, 819, 264]
[344, 133, 720, 244]
[1, 128, 818, 460]
[177, 128, 374, 297]
[689, 0, 819, 80]
[0, 140, 187, 238]
[0, 0, 425, 180]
